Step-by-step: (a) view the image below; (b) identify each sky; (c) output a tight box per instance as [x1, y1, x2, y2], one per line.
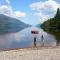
[0, 0, 60, 25]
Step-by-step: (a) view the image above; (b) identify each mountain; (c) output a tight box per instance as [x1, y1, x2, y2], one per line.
[36, 24, 41, 28]
[0, 14, 30, 34]
[41, 8, 60, 30]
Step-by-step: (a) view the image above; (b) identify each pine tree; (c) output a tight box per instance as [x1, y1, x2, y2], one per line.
[55, 8, 60, 19]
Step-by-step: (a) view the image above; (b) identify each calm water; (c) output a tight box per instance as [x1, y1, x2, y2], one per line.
[0, 27, 56, 49]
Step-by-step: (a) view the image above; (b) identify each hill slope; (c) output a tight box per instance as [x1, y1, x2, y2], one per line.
[0, 14, 29, 34]
[41, 8, 60, 30]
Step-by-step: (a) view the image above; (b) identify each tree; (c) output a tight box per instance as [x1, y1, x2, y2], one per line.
[55, 8, 60, 19]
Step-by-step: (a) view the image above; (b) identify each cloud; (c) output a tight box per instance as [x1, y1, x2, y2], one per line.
[0, 5, 13, 16]
[30, 0, 60, 23]
[34, 12, 50, 23]
[5, 0, 10, 5]
[30, 0, 60, 11]
[14, 11, 26, 18]
[0, 0, 26, 19]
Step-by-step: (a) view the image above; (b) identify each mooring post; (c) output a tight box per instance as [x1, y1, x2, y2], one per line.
[34, 37, 36, 47]
[41, 35, 44, 47]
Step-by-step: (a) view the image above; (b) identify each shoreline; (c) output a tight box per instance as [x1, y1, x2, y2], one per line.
[0, 46, 60, 52]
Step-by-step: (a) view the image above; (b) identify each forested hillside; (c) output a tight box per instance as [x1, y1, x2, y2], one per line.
[41, 8, 60, 31]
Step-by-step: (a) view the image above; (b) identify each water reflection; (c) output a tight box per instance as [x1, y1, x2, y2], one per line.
[43, 29, 60, 46]
[0, 27, 56, 49]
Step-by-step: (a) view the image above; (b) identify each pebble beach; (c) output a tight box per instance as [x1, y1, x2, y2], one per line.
[0, 47, 60, 60]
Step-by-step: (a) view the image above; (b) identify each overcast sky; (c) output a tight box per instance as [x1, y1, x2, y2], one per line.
[0, 0, 60, 25]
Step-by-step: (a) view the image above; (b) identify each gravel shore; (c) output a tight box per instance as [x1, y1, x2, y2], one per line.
[0, 47, 60, 60]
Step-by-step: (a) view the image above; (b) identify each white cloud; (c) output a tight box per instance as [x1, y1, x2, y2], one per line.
[14, 11, 26, 18]
[0, 5, 26, 19]
[0, 5, 13, 16]
[30, 0, 60, 23]
[34, 12, 50, 23]
[0, 0, 26, 19]
[30, 0, 60, 11]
